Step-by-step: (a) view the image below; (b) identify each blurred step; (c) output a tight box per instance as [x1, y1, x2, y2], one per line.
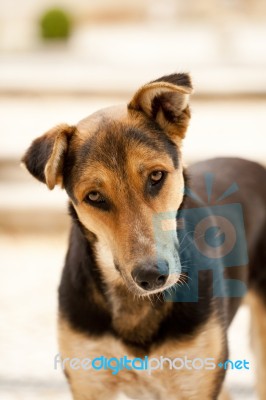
[1, 96, 266, 161]
[1, 21, 266, 97]
[1, 53, 266, 97]
[0, 180, 70, 233]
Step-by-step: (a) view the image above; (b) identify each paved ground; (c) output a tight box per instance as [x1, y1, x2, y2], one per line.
[0, 232, 257, 399]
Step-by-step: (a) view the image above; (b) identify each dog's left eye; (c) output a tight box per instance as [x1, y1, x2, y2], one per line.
[147, 170, 167, 196]
[149, 171, 164, 185]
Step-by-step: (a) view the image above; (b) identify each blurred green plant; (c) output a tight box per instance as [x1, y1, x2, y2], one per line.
[40, 8, 72, 40]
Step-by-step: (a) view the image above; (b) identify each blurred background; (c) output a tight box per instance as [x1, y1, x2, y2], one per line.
[0, 0, 265, 399]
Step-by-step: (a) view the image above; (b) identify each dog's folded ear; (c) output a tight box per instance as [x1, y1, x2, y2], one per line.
[128, 73, 193, 139]
[22, 124, 75, 190]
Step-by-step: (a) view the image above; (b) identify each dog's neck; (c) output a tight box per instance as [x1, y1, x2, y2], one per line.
[106, 284, 172, 347]
[83, 233, 172, 346]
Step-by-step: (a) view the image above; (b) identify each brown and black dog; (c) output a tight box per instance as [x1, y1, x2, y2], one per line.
[23, 74, 266, 399]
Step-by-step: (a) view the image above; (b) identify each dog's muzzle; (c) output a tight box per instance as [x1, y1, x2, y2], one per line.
[131, 260, 169, 291]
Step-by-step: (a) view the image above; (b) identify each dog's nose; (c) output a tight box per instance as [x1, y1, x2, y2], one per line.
[131, 260, 169, 291]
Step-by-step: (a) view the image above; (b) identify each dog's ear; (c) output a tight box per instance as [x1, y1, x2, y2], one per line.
[128, 73, 193, 139]
[22, 124, 75, 190]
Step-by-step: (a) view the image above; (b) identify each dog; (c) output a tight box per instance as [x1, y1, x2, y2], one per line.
[23, 73, 266, 400]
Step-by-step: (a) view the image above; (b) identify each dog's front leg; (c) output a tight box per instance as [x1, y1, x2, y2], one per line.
[57, 317, 139, 400]
[149, 315, 228, 400]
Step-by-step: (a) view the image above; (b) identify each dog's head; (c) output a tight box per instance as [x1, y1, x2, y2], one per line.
[23, 73, 192, 296]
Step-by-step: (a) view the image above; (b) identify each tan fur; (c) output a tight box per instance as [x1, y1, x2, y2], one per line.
[246, 290, 266, 399]
[218, 388, 231, 400]
[129, 82, 191, 117]
[108, 288, 172, 344]
[44, 124, 75, 189]
[58, 314, 224, 400]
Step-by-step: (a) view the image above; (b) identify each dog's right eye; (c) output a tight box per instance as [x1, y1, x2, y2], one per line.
[87, 192, 102, 202]
[84, 191, 109, 210]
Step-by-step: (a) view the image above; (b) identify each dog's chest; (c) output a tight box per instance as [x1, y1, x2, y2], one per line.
[58, 316, 224, 400]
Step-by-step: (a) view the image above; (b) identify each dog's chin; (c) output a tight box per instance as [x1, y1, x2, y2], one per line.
[126, 274, 181, 298]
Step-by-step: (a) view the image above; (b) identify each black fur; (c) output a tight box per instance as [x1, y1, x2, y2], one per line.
[248, 220, 266, 305]
[22, 135, 54, 183]
[151, 73, 193, 89]
[59, 158, 266, 353]
[59, 219, 114, 336]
